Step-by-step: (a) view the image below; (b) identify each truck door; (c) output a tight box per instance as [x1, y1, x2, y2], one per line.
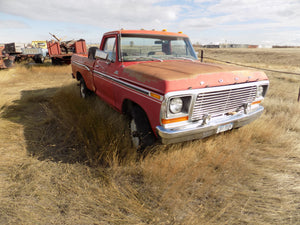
[93, 36, 118, 106]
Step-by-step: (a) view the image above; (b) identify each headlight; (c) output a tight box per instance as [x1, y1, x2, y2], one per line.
[169, 97, 183, 114]
[257, 85, 264, 98]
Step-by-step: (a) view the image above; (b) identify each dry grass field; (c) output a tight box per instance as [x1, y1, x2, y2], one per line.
[0, 49, 299, 224]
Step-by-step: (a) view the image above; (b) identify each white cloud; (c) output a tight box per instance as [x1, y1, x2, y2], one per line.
[0, 0, 181, 29]
[0, 0, 300, 45]
[0, 20, 29, 29]
[176, 0, 300, 45]
[179, 0, 300, 28]
[206, 0, 300, 25]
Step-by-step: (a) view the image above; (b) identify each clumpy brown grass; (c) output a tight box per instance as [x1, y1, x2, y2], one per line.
[49, 85, 135, 166]
[195, 48, 300, 73]
[138, 113, 296, 224]
[1, 51, 300, 225]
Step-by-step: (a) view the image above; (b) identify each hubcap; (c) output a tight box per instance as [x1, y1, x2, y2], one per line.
[130, 119, 139, 148]
[80, 83, 85, 98]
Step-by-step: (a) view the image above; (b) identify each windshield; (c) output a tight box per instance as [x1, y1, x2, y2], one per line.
[120, 35, 197, 62]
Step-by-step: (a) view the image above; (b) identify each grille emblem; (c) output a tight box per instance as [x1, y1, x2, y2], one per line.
[202, 114, 211, 125]
[218, 79, 223, 83]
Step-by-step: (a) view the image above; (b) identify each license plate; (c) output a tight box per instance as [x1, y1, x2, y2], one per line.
[217, 123, 233, 133]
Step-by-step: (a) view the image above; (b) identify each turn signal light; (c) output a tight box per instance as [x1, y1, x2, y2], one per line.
[161, 116, 188, 124]
[150, 92, 162, 100]
[251, 100, 261, 105]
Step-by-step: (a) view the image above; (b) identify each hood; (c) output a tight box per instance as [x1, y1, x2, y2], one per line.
[123, 60, 268, 93]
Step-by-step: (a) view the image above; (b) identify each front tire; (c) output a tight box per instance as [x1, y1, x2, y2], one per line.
[79, 78, 90, 99]
[129, 105, 156, 150]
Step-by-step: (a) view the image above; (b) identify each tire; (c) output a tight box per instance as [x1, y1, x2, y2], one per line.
[4, 59, 13, 68]
[33, 55, 38, 63]
[51, 58, 58, 65]
[79, 78, 90, 99]
[34, 55, 44, 63]
[51, 57, 63, 65]
[129, 105, 156, 150]
[39, 55, 45, 63]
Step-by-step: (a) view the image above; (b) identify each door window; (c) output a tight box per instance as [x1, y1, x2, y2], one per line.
[103, 37, 116, 62]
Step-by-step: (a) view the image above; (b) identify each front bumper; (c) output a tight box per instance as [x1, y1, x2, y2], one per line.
[156, 106, 264, 145]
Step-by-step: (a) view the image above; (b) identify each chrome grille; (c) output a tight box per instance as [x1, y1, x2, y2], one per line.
[191, 85, 257, 120]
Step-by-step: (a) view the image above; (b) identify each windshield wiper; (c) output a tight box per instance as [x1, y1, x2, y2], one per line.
[169, 56, 196, 62]
[136, 57, 163, 62]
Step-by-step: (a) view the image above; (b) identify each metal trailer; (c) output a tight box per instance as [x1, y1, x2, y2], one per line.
[47, 38, 86, 65]
[4, 42, 25, 54]
[1, 43, 24, 67]
[0, 46, 6, 69]
[17, 47, 48, 63]
[0, 45, 16, 69]
[0, 42, 49, 67]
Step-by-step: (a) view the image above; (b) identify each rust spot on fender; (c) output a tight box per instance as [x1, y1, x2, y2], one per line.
[124, 60, 250, 82]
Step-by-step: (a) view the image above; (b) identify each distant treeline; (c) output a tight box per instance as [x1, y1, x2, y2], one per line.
[193, 44, 300, 49]
[193, 44, 258, 48]
[272, 46, 300, 48]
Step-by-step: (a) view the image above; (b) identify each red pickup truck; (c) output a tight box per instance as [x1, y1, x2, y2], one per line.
[71, 29, 269, 149]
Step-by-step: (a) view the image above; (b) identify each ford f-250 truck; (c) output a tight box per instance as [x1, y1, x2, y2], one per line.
[71, 29, 269, 149]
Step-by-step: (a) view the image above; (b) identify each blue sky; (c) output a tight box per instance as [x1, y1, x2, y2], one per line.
[1, 0, 300, 46]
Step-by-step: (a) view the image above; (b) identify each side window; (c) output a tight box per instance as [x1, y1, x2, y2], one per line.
[103, 37, 116, 62]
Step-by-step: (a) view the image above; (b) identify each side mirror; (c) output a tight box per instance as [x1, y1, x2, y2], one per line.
[95, 49, 108, 60]
[88, 47, 98, 59]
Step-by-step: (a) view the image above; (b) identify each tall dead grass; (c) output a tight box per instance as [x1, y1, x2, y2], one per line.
[49, 85, 135, 165]
[195, 48, 300, 73]
[1, 53, 300, 224]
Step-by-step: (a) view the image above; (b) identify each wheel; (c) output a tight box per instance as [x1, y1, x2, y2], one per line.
[39, 55, 45, 63]
[33, 55, 38, 63]
[129, 105, 156, 150]
[51, 57, 63, 65]
[51, 58, 58, 65]
[34, 55, 44, 63]
[4, 59, 13, 68]
[79, 78, 90, 99]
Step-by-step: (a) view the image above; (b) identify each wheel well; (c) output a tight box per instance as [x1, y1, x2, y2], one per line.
[122, 100, 148, 119]
[122, 99, 155, 132]
[123, 99, 157, 148]
[76, 72, 82, 81]
[122, 99, 134, 116]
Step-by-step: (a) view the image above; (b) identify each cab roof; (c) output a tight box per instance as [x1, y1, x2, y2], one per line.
[103, 29, 189, 38]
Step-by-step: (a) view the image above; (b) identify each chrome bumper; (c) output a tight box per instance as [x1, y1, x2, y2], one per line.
[156, 106, 264, 145]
